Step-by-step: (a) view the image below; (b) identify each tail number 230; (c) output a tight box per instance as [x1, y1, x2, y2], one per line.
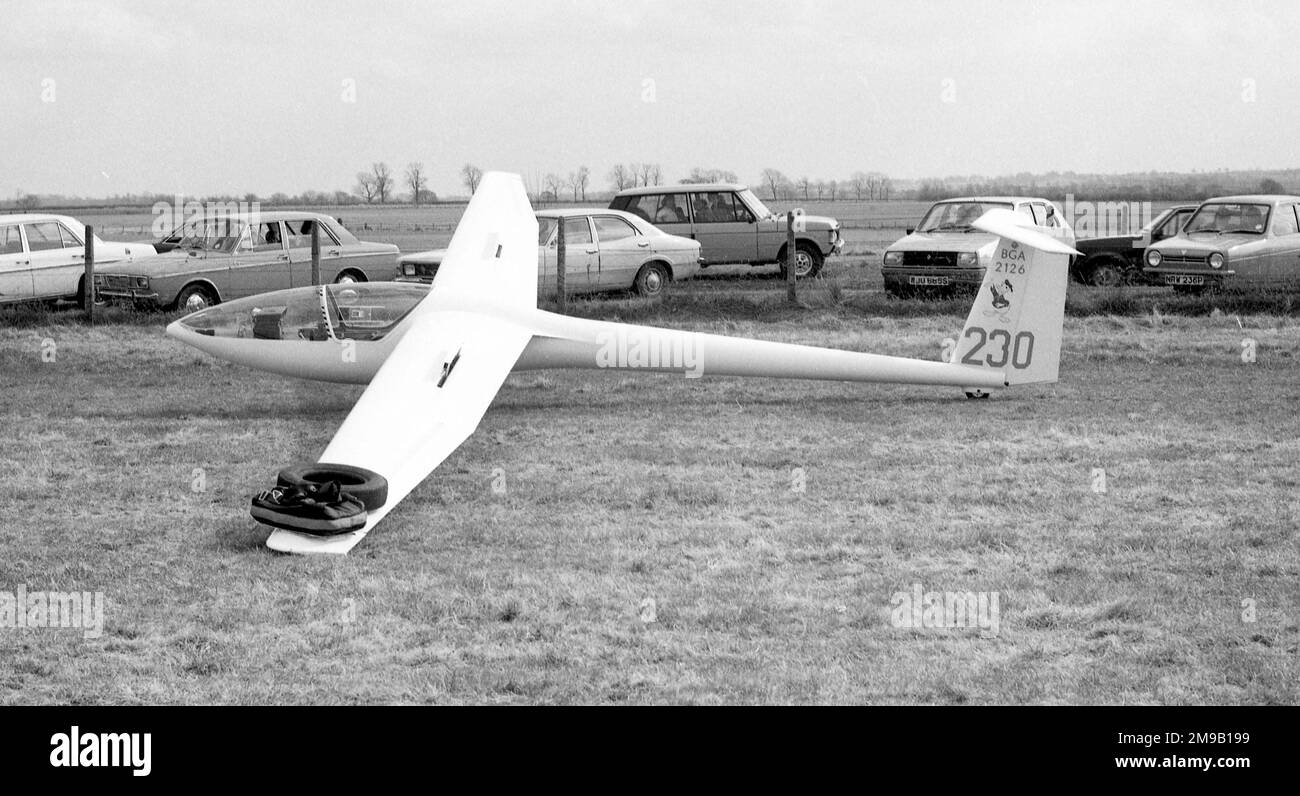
[961, 327, 1034, 369]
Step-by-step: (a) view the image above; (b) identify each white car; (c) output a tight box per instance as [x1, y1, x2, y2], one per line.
[397, 209, 702, 297]
[0, 214, 156, 306]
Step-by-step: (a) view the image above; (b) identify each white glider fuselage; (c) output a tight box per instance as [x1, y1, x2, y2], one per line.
[167, 290, 1008, 390]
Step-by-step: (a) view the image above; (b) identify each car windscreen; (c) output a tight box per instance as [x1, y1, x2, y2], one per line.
[175, 217, 247, 253]
[737, 189, 772, 219]
[1183, 203, 1270, 235]
[917, 201, 1014, 233]
[538, 217, 557, 245]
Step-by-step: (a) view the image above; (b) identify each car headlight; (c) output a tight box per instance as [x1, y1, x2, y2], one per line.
[957, 252, 979, 267]
[1146, 249, 1162, 267]
[133, 276, 150, 289]
[883, 251, 903, 266]
[1208, 253, 1224, 270]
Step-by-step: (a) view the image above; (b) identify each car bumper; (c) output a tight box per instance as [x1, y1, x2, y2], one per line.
[394, 275, 434, 285]
[882, 267, 985, 288]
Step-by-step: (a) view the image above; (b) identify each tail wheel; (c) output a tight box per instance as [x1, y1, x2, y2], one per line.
[277, 462, 388, 510]
[964, 390, 991, 400]
[634, 262, 670, 296]
[174, 283, 217, 312]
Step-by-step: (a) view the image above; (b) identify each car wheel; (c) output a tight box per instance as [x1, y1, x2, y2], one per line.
[277, 462, 388, 511]
[634, 262, 670, 296]
[782, 243, 825, 279]
[334, 270, 365, 284]
[1089, 259, 1126, 287]
[174, 283, 216, 312]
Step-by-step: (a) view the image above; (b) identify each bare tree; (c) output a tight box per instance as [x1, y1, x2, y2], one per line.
[866, 174, 881, 200]
[405, 162, 427, 206]
[543, 173, 563, 201]
[683, 167, 739, 184]
[461, 164, 483, 195]
[648, 164, 662, 186]
[608, 164, 632, 191]
[761, 169, 786, 201]
[827, 179, 838, 201]
[17, 192, 39, 211]
[880, 177, 893, 201]
[371, 162, 393, 204]
[355, 172, 377, 203]
[849, 172, 868, 200]
[628, 163, 643, 187]
[567, 171, 580, 201]
[575, 165, 590, 201]
[796, 176, 810, 201]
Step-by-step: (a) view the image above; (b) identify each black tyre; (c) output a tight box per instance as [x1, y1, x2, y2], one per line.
[782, 242, 824, 278]
[174, 283, 217, 312]
[1088, 258, 1126, 287]
[277, 462, 388, 510]
[633, 262, 670, 296]
[334, 269, 366, 284]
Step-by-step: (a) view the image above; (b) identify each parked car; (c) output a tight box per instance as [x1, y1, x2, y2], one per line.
[0, 214, 155, 306]
[396, 209, 701, 297]
[95, 212, 398, 310]
[1143, 195, 1300, 292]
[1073, 204, 1196, 286]
[608, 184, 843, 277]
[880, 196, 1075, 296]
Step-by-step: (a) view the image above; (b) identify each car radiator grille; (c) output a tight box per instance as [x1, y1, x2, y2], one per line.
[102, 275, 132, 288]
[1159, 254, 1207, 265]
[901, 251, 958, 268]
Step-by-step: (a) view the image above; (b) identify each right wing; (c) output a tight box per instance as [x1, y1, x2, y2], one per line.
[265, 172, 540, 555]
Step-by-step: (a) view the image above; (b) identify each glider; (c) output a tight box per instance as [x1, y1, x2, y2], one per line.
[166, 172, 1078, 555]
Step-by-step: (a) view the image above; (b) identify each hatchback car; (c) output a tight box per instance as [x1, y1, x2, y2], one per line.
[397, 209, 701, 297]
[0, 214, 155, 306]
[1143, 195, 1300, 292]
[609, 184, 842, 277]
[881, 197, 1075, 296]
[95, 212, 399, 310]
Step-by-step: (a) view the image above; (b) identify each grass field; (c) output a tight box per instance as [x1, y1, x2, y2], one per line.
[1, 297, 1297, 704]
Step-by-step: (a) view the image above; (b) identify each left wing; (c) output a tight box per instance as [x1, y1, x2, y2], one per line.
[265, 310, 532, 554]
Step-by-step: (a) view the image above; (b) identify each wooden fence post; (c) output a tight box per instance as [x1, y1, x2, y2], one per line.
[556, 216, 567, 314]
[786, 211, 797, 304]
[311, 223, 321, 286]
[83, 226, 95, 324]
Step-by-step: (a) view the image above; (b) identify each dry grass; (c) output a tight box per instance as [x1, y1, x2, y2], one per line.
[1, 305, 1297, 704]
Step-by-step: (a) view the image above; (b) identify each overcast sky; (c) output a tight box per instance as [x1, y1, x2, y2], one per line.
[2, 0, 1298, 198]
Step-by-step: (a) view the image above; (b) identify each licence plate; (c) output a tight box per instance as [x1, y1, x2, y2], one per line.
[909, 276, 950, 286]
[1165, 274, 1205, 286]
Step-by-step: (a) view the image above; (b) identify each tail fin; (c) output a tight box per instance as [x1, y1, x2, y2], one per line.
[952, 209, 1077, 385]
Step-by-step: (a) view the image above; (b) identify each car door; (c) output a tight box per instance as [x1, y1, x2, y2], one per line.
[558, 215, 599, 294]
[30, 220, 87, 300]
[591, 215, 646, 290]
[1152, 208, 1192, 243]
[22, 221, 80, 301]
[282, 219, 334, 285]
[227, 221, 286, 298]
[1266, 204, 1300, 288]
[689, 192, 757, 264]
[0, 222, 33, 303]
[627, 193, 692, 240]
